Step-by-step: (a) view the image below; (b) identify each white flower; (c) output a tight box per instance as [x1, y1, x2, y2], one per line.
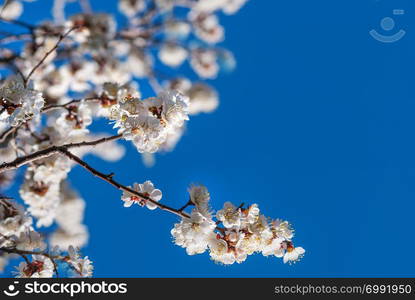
[57, 62, 94, 93]
[165, 78, 192, 94]
[22, 35, 59, 71]
[125, 49, 152, 78]
[171, 209, 216, 255]
[67, 246, 93, 278]
[261, 237, 284, 257]
[247, 213, 270, 236]
[0, 137, 17, 163]
[90, 59, 131, 85]
[55, 101, 92, 137]
[190, 13, 224, 44]
[193, 0, 248, 14]
[188, 184, 210, 216]
[157, 90, 189, 128]
[283, 246, 305, 264]
[207, 234, 235, 265]
[97, 82, 140, 116]
[235, 230, 263, 255]
[222, 0, 248, 15]
[34, 66, 70, 98]
[158, 124, 185, 152]
[123, 114, 166, 153]
[243, 204, 260, 225]
[19, 156, 71, 227]
[216, 202, 242, 229]
[190, 49, 219, 79]
[47, 183, 87, 249]
[0, 0, 23, 20]
[50, 226, 88, 249]
[14, 230, 46, 251]
[0, 170, 15, 190]
[118, 0, 145, 18]
[193, 0, 227, 13]
[187, 83, 219, 115]
[15, 255, 54, 278]
[121, 181, 162, 210]
[53, 183, 88, 236]
[272, 219, 294, 240]
[165, 20, 191, 39]
[169, 186, 304, 266]
[0, 199, 33, 246]
[158, 44, 188, 67]
[0, 76, 44, 127]
[112, 91, 189, 153]
[68, 13, 116, 49]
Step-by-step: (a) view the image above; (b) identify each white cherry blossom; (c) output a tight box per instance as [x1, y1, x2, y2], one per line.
[121, 181, 162, 209]
[15, 255, 54, 278]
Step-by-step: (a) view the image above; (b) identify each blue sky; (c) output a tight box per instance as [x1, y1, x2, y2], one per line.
[3, 0, 415, 277]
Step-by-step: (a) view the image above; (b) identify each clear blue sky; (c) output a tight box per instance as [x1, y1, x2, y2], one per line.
[3, 0, 415, 277]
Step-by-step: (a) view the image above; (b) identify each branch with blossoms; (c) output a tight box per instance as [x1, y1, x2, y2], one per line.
[0, 0, 305, 277]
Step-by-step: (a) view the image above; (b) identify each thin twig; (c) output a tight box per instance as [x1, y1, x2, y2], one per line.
[0, 97, 100, 144]
[0, 134, 122, 170]
[0, 135, 190, 218]
[0, 247, 66, 261]
[0, 126, 15, 144]
[24, 26, 77, 85]
[60, 149, 190, 219]
[178, 199, 193, 212]
[43, 97, 100, 112]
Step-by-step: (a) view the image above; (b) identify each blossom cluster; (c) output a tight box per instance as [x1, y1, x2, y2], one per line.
[0, 76, 44, 127]
[0, 199, 37, 251]
[0, 199, 92, 277]
[110, 90, 189, 153]
[0, 0, 305, 278]
[121, 183, 306, 265]
[14, 246, 93, 278]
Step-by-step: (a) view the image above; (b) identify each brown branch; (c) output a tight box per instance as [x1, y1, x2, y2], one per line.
[0, 246, 88, 277]
[0, 246, 64, 259]
[0, 134, 122, 171]
[0, 97, 100, 143]
[178, 199, 193, 212]
[0, 132, 191, 219]
[24, 26, 77, 85]
[60, 149, 190, 219]
[0, 126, 15, 144]
[42, 97, 100, 112]
[0, 246, 66, 263]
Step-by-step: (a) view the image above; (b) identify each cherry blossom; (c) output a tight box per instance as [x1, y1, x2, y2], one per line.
[0, 0, 305, 278]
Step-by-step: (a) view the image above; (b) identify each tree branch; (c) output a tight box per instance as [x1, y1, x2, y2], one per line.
[0, 97, 100, 143]
[42, 97, 100, 112]
[0, 133, 190, 218]
[24, 26, 77, 85]
[0, 134, 122, 171]
[60, 149, 190, 219]
[0, 246, 66, 263]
